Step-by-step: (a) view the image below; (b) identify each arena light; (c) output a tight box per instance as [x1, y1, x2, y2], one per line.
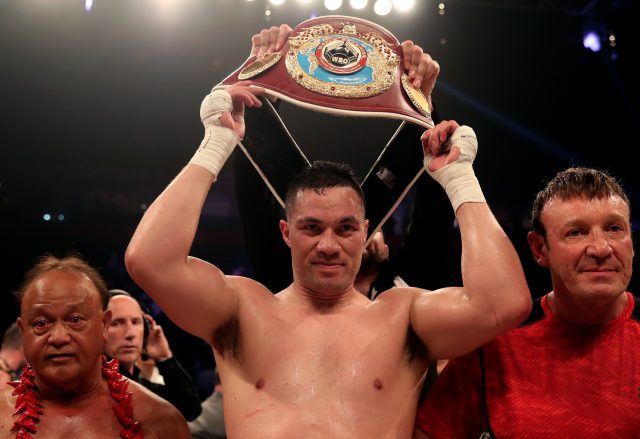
[324, 0, 342, 11]
[85, 0, 93, 12]
[269, 0, 286, 5]
[392, 0, 414, 12]
[350, 0, 368, 10]
[374, 0, 392, 16]
[583, 30, 601, 52]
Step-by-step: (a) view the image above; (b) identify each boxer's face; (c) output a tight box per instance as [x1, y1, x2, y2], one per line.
[281, 186, 368, 294]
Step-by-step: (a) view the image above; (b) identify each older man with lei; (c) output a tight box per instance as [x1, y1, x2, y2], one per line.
[0, 255, 190, 439]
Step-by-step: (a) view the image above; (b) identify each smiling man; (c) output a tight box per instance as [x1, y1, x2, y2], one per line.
[124, 71, 532, 437]
[414, 167, 640, 439]
[0, 255, 190, 438]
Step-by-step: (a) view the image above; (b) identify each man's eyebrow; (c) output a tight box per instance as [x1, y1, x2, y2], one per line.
[337, 216, 359, 223]
[296, 217, 321, 224]
[28, 302, 85, 316]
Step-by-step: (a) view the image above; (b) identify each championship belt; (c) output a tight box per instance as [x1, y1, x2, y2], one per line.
[217, 15, 434, 242]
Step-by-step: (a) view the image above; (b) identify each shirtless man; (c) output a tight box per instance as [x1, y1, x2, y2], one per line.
[124, 38, 532, 439]
[0, 255, 190, 439]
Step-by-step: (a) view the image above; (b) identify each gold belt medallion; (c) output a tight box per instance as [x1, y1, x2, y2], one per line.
[285, 22, 399, 99]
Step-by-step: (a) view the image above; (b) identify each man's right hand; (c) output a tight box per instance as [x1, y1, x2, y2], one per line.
[421, 120, 485, 213]
[251, 24, 292, 58]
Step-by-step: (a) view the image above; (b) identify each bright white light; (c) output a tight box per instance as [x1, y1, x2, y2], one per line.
[374, 0, 392, 15]
[325, 0, 342, 11]
[392, 0, 414, 12]
[583, 31, 601, 52]
[84, 0, 93, 12]
[350, 0, 368, 9]
[154, 0, 182, 25]
[269, 0, 285, 5]
[43, 214, 51, 222]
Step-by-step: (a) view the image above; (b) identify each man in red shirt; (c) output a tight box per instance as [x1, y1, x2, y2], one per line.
[414, 167, 640, 439]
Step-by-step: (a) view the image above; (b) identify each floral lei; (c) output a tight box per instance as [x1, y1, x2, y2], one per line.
[9, 356, 143, 439]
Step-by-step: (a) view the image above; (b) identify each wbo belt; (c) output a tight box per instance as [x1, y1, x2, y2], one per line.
[216, 15, 433, 242]
[217, 15, 433, 128]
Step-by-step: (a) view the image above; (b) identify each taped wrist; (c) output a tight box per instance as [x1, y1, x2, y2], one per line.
[188, 89, 239, 177]
[424, 125, 486, 213]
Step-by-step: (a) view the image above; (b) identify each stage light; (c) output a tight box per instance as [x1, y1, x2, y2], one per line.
[350, 0, 368, 9]
[392, 0, 414, 12]
[85, 0, 93, 12]
[583, 30, 601, 52]
[374, 0, 392, 16]
[324, 0, 342, 11]
[43, 214, 51, 222]
[269, 0, 285, 5]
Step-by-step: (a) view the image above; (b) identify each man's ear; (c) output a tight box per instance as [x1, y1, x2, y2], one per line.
[527, 231, 549, 267]
[280, 219, 292, 248]
[102, 309, 112, 337]
[363, 219, 369, 242]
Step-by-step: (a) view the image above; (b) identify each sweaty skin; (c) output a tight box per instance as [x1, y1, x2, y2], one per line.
[125, 72, 531, 438]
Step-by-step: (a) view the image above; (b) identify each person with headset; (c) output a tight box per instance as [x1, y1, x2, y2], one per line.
[104, 289, 202, 421]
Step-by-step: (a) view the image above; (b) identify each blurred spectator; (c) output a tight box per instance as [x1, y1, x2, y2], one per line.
[105, 289, 202, 421]
[0, 322, 25, 388]
[188, 367, 226, 439]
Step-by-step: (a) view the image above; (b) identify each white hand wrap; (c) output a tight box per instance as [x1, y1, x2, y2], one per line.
[188, 89, 239, 178]
[424, 125, 486, 213]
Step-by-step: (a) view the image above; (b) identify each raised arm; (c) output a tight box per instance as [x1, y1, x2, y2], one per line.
[410, 120, 531, 360]
[125, 82, 264, 341]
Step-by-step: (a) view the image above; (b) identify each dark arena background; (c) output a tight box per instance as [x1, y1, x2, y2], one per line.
[1, 0, 638, 381]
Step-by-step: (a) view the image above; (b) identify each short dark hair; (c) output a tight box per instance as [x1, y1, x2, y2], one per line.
[1, 322, 21, 350]
[284, 160, 365, 218]
[531, 167, 631, 238]
[16, 254, 110, 310]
